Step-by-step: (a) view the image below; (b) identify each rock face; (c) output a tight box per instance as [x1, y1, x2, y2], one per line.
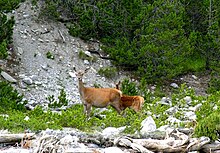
[4, 1, 127, 108]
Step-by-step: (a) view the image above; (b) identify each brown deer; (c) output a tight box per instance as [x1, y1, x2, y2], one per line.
[115, 81, 144, 112]
[74, 67, 123, 117]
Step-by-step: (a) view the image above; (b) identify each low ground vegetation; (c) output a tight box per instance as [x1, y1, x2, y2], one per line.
[0, 80, 219, 141]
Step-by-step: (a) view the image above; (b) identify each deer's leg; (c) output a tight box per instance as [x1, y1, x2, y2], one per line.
[111, 102, 122, 114]
[86, 104, 92, 117]
[83, 103, 87, 114]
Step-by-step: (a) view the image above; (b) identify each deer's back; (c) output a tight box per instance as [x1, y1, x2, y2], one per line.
[83, 87, 121, 107]
[120, 95, 144, 112]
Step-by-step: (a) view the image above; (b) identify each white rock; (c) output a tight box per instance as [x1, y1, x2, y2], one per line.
[140, 116, 156, 136]
[34, 81, 42, 85]
[165, 107, 178, 115]
[189, 103, 202, 112]
[23, 77, 33, 85]
[103, 147, 124, 153]
[17, 47, 23, 55]
[38, 38, 44, 42]
[83, 59, 90, 65]
[166, 116, 182, 125]
[158, 97, 172, 106]
[170, 83, 179, 88]
[0, 129, 9, 134]
[25, 104, 35, 110]
[1, 71, 17, 83]
[213, 104, 218, 110]
[60, 134, 78, 145]
[157, 125, 174, 132]
[24, 116, 30, 121]
[192, 75, 198, 80]
[184, 111, 197, 120]
[21, 35, 27, 39]
[23, 14, 29, 18]
[69, 71, 76, 78]
[183, 96, 192, 104]
[84, 51, 92, 57]
[102, 127, 125, 138]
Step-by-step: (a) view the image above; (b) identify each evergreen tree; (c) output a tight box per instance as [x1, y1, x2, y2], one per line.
[106, 0, 190, 81]
[183, 0, 220, 70]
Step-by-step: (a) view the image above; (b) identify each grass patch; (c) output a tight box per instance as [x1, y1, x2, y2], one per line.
[194, 111, 220, 140]
[98, 67, 117, 79]
[1, 79, 220, 141]
[184, 56, 206, 72]
[78, 50, 97, 63]
[207, 71, 220, 94]
[48, 89, 68, 108]
[46, 51, 54, 59]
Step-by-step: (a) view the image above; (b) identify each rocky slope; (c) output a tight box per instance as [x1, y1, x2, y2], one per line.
[3, 1, 127, 109]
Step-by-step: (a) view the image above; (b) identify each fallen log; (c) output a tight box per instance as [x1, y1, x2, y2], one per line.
[131, 138, 186, 152]
[201, 142, 220, 152]
[0, 133, 35, 144]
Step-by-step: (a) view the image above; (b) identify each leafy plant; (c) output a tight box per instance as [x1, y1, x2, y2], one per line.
[98, 67, 117, 79]
[38, 0, 60, 21]
[0, 81, 27, 112]
[93, 83, 102, 88]
[46, 51, 54, 59]
[0, 106, 62, 133]
[196, 92, 220, 121]
[0, 13, 15, 59]
[207, 71, 220, 94]
[48, 89, 68, 108]
[120, 79, 138, 96]
[0, 0, 25, 12]
[78, 50, 97, 63]
[194, 111, 220, 140]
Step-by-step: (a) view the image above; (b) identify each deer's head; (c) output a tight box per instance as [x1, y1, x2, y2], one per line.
[74, 67, 90, 81]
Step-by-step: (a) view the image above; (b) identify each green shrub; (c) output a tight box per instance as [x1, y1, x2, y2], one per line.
[0, 13, 15, 59]
[183, 56, 206, 72]
[0, 106, 62, 133]
[0, 40, 8, 59]
[0, 0, 25, 12]
[38, 0, 60, 21]
[0, 81, 27, 112]
[48, 89, 68, 108]
[46, 51, 54, 59]
[0, 0, 26, 59]
[93, 83, 102, 88]
[196, 92, 220, 121]
[207, 71, 220, 94]
[194, 111, 220, 140]
[78, 50, 97, 63]
[98, 67, 117, 79]
[120, 79, 138, 96]
[38, 0, 220, 83]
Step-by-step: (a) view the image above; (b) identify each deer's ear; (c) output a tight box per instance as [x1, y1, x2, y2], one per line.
[73, 66, 77, 72]
[118, 81, 121, 85]
[84, 67, 90, 73]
